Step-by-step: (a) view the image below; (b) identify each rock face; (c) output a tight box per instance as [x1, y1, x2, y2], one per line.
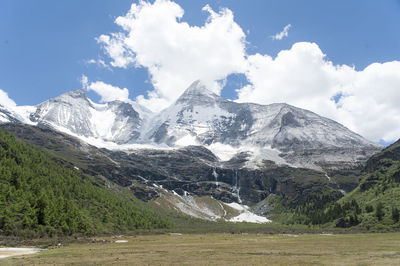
[0, 81, 381, 171]
[0, 123, 343, 207]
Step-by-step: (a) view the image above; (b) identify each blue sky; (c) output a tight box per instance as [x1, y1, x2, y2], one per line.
[0, 0, 400, 143]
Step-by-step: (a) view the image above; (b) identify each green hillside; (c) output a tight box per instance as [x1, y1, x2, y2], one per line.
[302, 140, 400, 230]
[332, 140, 400, 230]
[0, 129, 169, 237]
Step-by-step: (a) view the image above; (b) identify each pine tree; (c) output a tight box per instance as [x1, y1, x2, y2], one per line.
[392, 207, 399, 222]
[375, 202, 384, 221]
[365, 205, 373, 213]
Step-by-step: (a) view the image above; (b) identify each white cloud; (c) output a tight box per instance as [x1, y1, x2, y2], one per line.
[81, 75, 129, 103]
[0, 89, 17, 109]
[96, 1, 400, 143]
[98, 0, 247, 112]
[80, 74, 89, 88]
[338, 62, 400, 142]
[86, 58, 111, 70]
[272, 24, 291, 40]
[237, 42, 400, 142]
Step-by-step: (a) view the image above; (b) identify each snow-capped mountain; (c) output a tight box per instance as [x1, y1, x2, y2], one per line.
[0, 104, 35, 124]
[144, 81, 376, 149]
[141, 81, 381, 169]
[29, 90, 152, 144]
[0, 80, 382, 170]
[0, 106, 18, 123]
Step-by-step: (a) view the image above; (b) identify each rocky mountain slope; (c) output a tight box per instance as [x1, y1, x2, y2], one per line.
[1, 123, 344, 223]
[0, 81, 385, 222]
[0, 81, 381, 171]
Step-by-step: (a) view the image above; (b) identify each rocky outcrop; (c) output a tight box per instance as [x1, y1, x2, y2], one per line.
[0, 123, 343, 208]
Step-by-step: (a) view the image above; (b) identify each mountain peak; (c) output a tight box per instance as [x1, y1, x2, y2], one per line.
[44, 89, 90, 107]
[176, 80, 220, 105]
[185, 80, 207, 92]
[63, 89, 87, 99]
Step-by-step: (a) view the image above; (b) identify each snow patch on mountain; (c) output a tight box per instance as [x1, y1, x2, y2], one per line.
[207, 142, 287, 167]
[207, 143, 239, 161]
[89, 105, 117, 139]
[175, 134, 198, 147]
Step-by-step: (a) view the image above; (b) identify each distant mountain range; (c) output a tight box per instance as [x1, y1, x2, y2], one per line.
[0, 80, 381, 171]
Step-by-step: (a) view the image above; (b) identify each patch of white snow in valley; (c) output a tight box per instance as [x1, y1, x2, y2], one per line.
[207, 143, 239, 161]
[248, 147, 287, 167]
[225, 202, 270, 224]
[207, 143, 287, 168]
[0, 248, 42, 259]
[225, 202, 248, 211]
[229, 212, 271, 224]
[115, 240, 128, 243]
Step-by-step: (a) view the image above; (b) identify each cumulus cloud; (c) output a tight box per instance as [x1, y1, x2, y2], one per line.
[0, 89, 17, 109]
[96, 1, 400, 143]
[81, 75, 129, 103]
[272, 24, 291, 40]
[98, 0, 247, 111]
[237, 42, 400, 142]
[338, 62, 400, 142]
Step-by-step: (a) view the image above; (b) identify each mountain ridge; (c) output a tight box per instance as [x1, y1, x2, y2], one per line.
[0, 80, 382, 170]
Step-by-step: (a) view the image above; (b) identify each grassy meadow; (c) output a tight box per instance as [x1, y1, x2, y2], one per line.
[2, 233, 400, 265]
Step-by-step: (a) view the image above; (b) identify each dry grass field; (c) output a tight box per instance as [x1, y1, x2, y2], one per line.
[2, 233, 400, 265]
